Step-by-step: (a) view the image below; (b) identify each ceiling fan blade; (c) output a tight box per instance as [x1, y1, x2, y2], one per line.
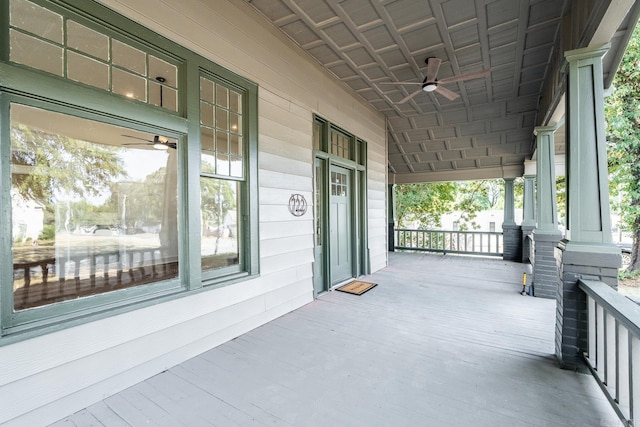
[425, 57, 441, 82]
[435, 86, 459, 101]
[122, 134, 154, 143]
[437, 69, 491, 84]
[398, 88, 424, 104]
[378, 81, 423, 86]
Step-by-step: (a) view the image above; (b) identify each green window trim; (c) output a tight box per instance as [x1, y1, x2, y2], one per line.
[0, 0, 259, 342]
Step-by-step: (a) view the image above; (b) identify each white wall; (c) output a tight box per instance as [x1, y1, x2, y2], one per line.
[0, 0, 387, 424]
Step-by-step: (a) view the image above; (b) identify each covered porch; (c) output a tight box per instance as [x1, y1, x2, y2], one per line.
[53, 252, 619, 427]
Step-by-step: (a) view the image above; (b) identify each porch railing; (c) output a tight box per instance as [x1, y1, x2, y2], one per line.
[394, 228, 503, 257]
[580, 279, 640, 425]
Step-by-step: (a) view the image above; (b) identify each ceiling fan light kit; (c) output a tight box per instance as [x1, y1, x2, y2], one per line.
[422, 83, 437, 92]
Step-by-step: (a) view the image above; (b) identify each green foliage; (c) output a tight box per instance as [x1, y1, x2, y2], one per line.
[394, 179, 505, 230]
[11, 125, 125, 205]
[556, 176, 566, 226]
[606, 22, 640, 270]
[619, 268, 640, 281]
[38, 224, 56, 241]
[394, 182, 456, 228]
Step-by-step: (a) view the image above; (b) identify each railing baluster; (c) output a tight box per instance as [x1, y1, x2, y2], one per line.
[598, 304, 606, 377]
[606, 311, 617, 393]
[588, 296, 597, 367]
[631, 334, 640, 422]
[618, 322, 630, 419]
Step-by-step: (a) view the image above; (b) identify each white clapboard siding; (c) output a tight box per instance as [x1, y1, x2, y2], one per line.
[259, 220, 312, 241]
[0, 0, 387, 425]
[259, 187, 313, 206]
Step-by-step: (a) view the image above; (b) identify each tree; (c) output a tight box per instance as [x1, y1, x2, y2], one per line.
[606, 22, 640, 271]
[11, 124, 126, 228]
[394, 182, 456, 228]
[394, 179, 506, 230]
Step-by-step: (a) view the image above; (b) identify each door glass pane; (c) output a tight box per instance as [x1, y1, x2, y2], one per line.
[200, 178, 240, 270]
[10, 104, 179, 311]
[315, 161, 323, 246]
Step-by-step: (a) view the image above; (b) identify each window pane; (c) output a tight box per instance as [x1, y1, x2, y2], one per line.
[216, 154, 230, 176]
[201, 78, 214, 103]
[216, 85, 228, 108]
[149, 55, 177, 88]
[67, 51, 109, 90]
[10, 0, 63, 44]
[216, 108, 228, 131]
[10, 29, 63, 76]
[112, 39, 146, 75]
[216, 131, 229, 155]
[229, 90, 241, 113]
[200, 102, 214, 127]
[201, 127, 215, 153]
[10, 104, 179, 311]
[113, 68, 147, 101]
[149, 80, 177, 111]
[200, 178, 240, 271]
[229, 156, 243, 178]
[313, 122, 321, 151]
[230, 113, 241, 135]
[67, 20, 109, 61]
[229, 134, 242, 156]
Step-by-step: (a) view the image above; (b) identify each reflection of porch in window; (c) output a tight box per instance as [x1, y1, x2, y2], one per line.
[10, 104, 180, 311]
[13, 242, 178, 311]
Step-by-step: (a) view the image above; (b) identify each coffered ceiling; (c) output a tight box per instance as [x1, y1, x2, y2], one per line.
[245, 0, 639, 183]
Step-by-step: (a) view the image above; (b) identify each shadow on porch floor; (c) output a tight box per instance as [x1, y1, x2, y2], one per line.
[52, 252, 621, 427]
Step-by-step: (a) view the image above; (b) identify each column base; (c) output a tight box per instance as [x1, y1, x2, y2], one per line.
[555, 240, 621, 369]
[531, 230, 562, 299]
[521, 225, 535, 263]
[502, 223, 522, 262]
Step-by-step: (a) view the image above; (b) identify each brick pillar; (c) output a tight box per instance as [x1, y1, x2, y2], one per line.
[502, 178, 521, 261]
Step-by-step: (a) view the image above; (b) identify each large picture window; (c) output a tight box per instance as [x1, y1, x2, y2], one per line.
[10, 104, 180, 310]
[0, 0, 258, 337]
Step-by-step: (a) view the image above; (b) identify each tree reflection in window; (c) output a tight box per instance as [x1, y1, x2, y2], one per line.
[10, 104, 179, 310]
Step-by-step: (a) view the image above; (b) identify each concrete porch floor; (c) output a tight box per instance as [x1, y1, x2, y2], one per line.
[52, 252, 621, 426]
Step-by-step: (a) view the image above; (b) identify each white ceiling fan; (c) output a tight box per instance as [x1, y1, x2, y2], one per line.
[380, 57, 491, 103]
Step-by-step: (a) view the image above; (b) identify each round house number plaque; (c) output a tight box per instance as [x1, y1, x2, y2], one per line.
[288, 194, 307, 217]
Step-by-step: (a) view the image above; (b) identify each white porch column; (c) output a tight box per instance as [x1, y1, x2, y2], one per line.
[556, 44, 621, 369]
[522, 175, 536, 228]
[521, 175, 536, 263]
[532, 127, 561, 299]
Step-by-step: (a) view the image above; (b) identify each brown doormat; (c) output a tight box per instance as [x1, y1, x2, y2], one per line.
[336, 280, 377, 295]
